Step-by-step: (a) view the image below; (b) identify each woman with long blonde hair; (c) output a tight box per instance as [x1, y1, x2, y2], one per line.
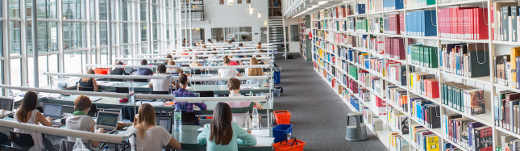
[77, 69, 98, 91]
[245, 57, 264, 84]
[128, 104, 181, 151]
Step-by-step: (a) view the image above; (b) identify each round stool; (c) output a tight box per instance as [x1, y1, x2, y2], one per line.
[345, 112, 368, 141]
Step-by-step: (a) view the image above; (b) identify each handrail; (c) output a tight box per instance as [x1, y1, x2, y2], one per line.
[85, 64, 190, 70]
[114, 58, 205, 62]
[0, 85, 267, 102]
[43, 72, 172, 79]
[0, 120, 128, 144]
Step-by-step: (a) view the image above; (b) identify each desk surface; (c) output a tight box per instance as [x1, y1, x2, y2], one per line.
[39, 95, 270, 114]
[100, 82, 270, 94]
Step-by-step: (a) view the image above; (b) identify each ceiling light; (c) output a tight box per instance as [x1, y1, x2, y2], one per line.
[245, 4, 257, 15]
[227, 0, 234, 5]
[258, 11, 262, 18]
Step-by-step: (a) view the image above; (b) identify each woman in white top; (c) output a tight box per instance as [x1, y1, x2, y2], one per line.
[14, 91, 58, 151]
[218, 56, 242, 78]
[128, 103, 181, 151]
[66, 95, 107, 148]
[149, 64, 171, 92]
[166, 60, 182, 74]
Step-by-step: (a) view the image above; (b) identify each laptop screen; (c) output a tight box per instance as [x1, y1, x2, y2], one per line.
[97, 112, 119, 127]
[156, 116, 172, 133]
[0, 97, 14, 111]
[43, 104, 62, 117]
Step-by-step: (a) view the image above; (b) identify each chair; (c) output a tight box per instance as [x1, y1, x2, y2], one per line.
[78, 87, 94, 91]
[59, 139, 90, 151]
[9, 131, 34, 151]
[196, 91, 215, 97]
[133, 79, 149, 82]
[115, 87, 129, 93]
[0, 145, 22, 151]
[87, 104, 97, 117]
[151, 91, 169, 94]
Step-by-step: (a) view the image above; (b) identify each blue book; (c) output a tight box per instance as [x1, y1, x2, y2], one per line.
[423, 10, 437, 36]
[357, 4, 365, 14]
[394, 0, 404, 10]
[468, 122, 484, 150]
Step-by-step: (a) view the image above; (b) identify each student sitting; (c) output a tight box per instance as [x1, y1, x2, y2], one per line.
[110, 61, 129, 75]
[219, 56, 242, 79]
[166, 60, 182, 74]
[66, 95, 106, 148]
[226, 78, 262, 128]
[245, 57, 264, 84]
[197, 102, 257, 151]
[163, 55, 173, 65]
[77, 69, 99, 91]
[137, 59, 154, 76]
[171, 74, 207, 125]
[148, 64, 170, 92]
[14, 91, 58, 151]
[128, 103, 181, 151]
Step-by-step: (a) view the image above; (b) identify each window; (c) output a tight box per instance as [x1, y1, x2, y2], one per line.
[62, 0, 85, 20]
[100, 48, 109, 65]
[99, 0, 107, 20]
[90, 0, 95, 20]
[64, 51, 86, 73]
[28, 55, 50, 87]
[63, 22, 87, 50]
[247, 0, 251, 3]
[120, 23, 131, 44]
[90, 49, 97, 64]
[26, 22, 58, 53]
[261, 27, 267, 43]
[237, 0, 242, 4]
[220, 0, 224, 5]
[121, 45, 131, 58]
[10, 59, 21, 86]
[9, 0, 20, 18]
[120, 0, 131, 21]
[26, 0, 57, 18]
[100, 22, 108, 46]
[141, 23, 147, 41]
[140, 3, 147, 21]
[90, 22, 96, 47]
[0, 22, 2, 57]
[10, 21, 21, 56]
[239, 27, 252, 41]
[290, 25, 299, 42]
[211, 28, 223, 42]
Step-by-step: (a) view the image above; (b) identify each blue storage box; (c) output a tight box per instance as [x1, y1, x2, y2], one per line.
[273, 124, 293, 143]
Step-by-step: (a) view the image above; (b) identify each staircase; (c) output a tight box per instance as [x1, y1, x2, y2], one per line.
[268, 16, 286, 54]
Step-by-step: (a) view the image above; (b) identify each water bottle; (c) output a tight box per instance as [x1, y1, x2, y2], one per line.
[251, 105, 259, 130]
[128, 81, 134, 95]
[174, 107, 182, 131]
[103, 145, 110, 151]
[244, 111, 250, 128]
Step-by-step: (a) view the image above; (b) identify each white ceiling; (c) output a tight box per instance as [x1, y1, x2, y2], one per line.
[285, 0, 347, 18]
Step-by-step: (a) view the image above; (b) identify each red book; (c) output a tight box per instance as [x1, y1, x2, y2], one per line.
[396, 14, 400, 35]
[400, 13, 405, 35]
[464, 9, 469, 39]
[469, 8, 474, 39]
[457, 8, 462, 39]
[450, 8, 456, 38]
[439, 9, 444, 37]
[475, 8, 489, 40]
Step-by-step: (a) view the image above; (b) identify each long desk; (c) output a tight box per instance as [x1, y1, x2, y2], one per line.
[36, 95, 270, 114]
[97, 82, 270, 94]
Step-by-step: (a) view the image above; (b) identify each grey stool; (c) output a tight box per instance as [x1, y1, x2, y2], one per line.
[345, 112, 368, 141]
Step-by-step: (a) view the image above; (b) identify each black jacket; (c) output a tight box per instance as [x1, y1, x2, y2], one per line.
[110, 68, 129, 75]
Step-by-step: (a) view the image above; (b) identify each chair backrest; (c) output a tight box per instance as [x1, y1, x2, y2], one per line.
[87, 104, 97, 117]
[196, 91, 215, 97]
[151, 91, 169, 94]
[133, 79, 149, 82]
[9, 131, 34, 147]
[115, 87, 129, 93]
[59, 139, 90, 151]
[78, 87, 94, 91]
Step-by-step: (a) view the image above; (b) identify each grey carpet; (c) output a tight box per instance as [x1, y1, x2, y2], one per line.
[273, 53, 388, 151]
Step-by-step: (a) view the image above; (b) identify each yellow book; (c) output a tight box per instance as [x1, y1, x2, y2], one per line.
[511, 47, 520, 88]
[426, 135, 439, 151]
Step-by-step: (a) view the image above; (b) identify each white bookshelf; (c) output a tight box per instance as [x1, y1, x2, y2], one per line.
[304, 0, 520, 150]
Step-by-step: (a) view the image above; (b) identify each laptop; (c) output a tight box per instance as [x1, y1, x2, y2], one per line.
[43, 104, 63, 119]
[0, 97, 14, 112]
[96, 111, 120, 133]
[124, 67, 133, 73]
[156, 115, 173, 133]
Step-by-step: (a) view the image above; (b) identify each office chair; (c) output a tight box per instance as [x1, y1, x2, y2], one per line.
[88, 104, 98, 117]
[10, 131, 34, 151]
[151, 91, 169, 94]
[196, 91, 215, 97]
[115, 87, 129, 93]
[78, 87, 94, 91]
[59, 139, 90, 151]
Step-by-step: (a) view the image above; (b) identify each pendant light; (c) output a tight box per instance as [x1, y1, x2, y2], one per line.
[245, 4, 257, 15]
[258, 11, 262, 18]
[228, 0, 234, 5]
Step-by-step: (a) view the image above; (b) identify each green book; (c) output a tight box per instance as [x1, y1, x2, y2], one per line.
[425, 46, 431, 68]
[419, 46, 425, 67]
[426, 0, 435, 5]
[430, 47, 438, 68]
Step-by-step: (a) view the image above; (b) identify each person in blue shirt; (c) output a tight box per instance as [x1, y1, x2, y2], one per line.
[137, 59, 154, 75]
[197, 102, 257, 151]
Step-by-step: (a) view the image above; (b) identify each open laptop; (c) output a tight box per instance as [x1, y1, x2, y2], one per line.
[156, 115, 173, 133]
[0, 97, 14, 112]
[96, 111, 120, 133]
[43, 104, 63, 119]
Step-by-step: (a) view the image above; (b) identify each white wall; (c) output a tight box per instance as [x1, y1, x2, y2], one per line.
[184, 1, 269, 43]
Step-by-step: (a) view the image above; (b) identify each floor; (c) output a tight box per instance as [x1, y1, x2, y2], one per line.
[273, 53, 387, 151]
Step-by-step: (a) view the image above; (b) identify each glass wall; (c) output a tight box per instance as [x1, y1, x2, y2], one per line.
[211, 27, 253, 43]
[0, 0, 180, 91]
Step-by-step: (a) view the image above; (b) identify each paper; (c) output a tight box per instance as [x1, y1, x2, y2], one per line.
[89, 97, 102, 101]
[251, 129, 270, 137]
[141, 85, 150, 88]
[197, 127, 204, 132]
